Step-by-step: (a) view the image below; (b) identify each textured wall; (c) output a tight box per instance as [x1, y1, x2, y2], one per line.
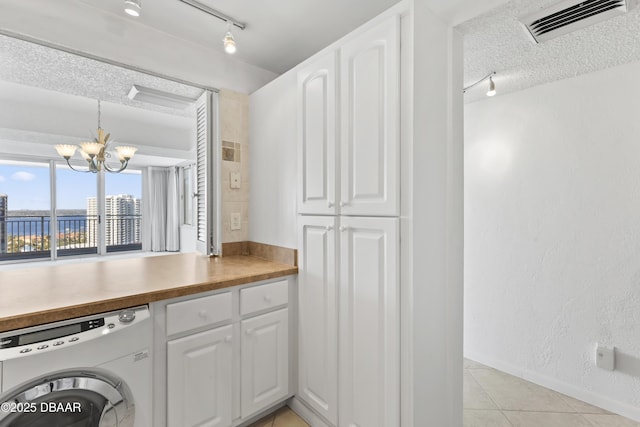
[220, 89, 249, 243]
[464, 60, 640, 420]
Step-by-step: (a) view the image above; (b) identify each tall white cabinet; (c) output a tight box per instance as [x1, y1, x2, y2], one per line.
[297, 14, 400, 427]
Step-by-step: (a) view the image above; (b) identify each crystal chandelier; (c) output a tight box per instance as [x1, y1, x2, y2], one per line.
[55, 100, 137, 173]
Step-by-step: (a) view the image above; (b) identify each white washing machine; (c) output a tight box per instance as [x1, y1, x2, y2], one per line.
[0, 305, 152, 427]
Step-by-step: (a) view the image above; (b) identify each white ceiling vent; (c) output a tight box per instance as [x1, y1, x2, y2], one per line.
[520, 0, 631, 43]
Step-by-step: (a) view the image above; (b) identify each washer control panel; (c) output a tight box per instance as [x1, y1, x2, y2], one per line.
[0, 305, 149, 361]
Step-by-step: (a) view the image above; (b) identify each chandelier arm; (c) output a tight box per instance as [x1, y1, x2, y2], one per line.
[65, 158, 92, 173]
[103, 160, 128, 173]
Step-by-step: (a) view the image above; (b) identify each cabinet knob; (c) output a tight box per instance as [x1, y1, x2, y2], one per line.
[198, 310, 208, 319]
[245, 329, 254, 335]
[264, 295, 272, 303]
[224, 335, 232, 343]
[328, 201, 334, 208]
[325, 225, 334, 231]
[339, 201, 347, 207]
[339, 226, 349, 232]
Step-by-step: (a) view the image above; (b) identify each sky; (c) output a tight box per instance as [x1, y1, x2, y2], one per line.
[0, 162, 142, 211]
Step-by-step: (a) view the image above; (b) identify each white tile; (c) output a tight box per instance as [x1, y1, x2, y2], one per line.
[464, 372, 498, 409]
[558, 394, 610, 414]
[504, 411, 593, 427]
[470, 369, 575, 412]
[583, 414, 640, 427]
[464, 409, 512, 427]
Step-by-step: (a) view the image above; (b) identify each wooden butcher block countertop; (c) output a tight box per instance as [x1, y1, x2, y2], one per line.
[0, 253, 298, 333]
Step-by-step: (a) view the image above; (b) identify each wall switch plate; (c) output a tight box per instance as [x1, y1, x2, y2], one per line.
[230, 172, 241, 189]
[596, 344, 615, 371]
[230, 213, 242, 230]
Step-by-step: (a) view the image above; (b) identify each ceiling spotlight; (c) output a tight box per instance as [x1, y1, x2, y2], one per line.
[463, 71, 497, 97]
[487, 77, 496, 97]
[223, 24, 237, 54]
[124, 0, 141, 17]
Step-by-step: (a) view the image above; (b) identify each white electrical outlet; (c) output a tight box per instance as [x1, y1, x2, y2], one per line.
[230, 171, 241, 189]
[230, 213, 242, 230]
[595, 344, 615, 371]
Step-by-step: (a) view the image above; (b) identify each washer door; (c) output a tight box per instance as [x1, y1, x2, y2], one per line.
[0, 369, 134, 427]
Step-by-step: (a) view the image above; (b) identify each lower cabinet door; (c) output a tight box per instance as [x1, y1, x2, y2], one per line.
[339, 216, 399, 427]
[241, 308, 289, 418]
[167, 325, 233, 427]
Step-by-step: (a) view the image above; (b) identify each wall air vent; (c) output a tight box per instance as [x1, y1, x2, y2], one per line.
[520, 0, 630, 43]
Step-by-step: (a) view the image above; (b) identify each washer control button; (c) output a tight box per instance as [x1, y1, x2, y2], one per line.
[68, 337, 79, 342]
[118, 310, 136, 324]
[53, 341, 64, 347]
[19, 348, 32, 353]
[37, 345, 49, 350]
[108, 323, 116, 329]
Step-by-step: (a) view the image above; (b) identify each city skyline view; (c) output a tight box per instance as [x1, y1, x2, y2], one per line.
[0, 161, 142, 211]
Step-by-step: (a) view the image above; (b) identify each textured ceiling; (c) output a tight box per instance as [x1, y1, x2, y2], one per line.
[459, 0, 640, 103]
[0, 35, 202, 117]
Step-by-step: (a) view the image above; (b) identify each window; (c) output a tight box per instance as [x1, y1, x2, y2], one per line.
[105, 171, 142, 252]
[0, 158, 144, 263]
[56, 164, 97, 257]
[0, 160, 51, 261]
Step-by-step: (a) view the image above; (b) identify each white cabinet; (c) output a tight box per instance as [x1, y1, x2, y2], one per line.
[297, 216, 338, 424]
[167, 325, 233, 427]
[297, 216, 399, 427]
[297, 15, 399, 217]
[338, 216, 399, 427]
[241, 308, 289, 418]
[339, 16, 400, 217]
[162, 277, 293, 427]
[297, 52, 337, 215]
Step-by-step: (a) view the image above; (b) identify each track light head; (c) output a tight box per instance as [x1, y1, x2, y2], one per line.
[487, 77, 496, 97]
[223, 31, 237, 54]
[124, 0, 141, 17]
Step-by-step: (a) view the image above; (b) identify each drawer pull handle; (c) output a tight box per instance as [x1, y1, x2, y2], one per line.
[264, 295, 272, 303]
[328, 201, 334, 208]
[245, 329, 254, 335]
[224, 336, 232, 343]
[198, 310, 208, 319]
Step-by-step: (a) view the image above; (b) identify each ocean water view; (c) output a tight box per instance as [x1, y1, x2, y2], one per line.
[5, 215, 92, 236]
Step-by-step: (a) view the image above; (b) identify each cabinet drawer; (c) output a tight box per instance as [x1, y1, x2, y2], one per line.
[167, 292, 232, 336]
[240, 280, 288, 316]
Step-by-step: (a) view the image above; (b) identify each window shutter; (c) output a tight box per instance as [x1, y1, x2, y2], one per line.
[195, 90, 220, 255]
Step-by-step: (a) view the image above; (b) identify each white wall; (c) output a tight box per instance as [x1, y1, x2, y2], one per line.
[464, 60, 640, 420]
[248, 70, 298, 249]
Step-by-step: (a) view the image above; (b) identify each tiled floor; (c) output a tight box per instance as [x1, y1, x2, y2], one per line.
[249, 360, 639, 427]
[464, 358, 640, 427]
[248, 406, 310, 427]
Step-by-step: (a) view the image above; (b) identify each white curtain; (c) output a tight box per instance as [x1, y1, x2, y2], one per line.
[146, 166, 180, 252]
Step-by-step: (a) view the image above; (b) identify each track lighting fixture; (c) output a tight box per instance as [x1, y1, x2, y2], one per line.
[463, 71, 497, 97]
[177, 0, 245, 54]
[223, 24, 237, 54]
[487, 77, 496, 97]
[124, 0, 141, 17]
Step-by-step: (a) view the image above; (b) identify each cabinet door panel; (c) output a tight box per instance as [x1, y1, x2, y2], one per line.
[241, 308, 289, 418]
[297, 216, 338, 424]
[298, 52, 337, 215]
[340, 15, 400, 216]
[167, 325, 233, 427]
[339, 216, 399, 427]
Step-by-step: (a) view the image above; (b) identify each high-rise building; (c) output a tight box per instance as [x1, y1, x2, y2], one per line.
[0, 194, 7, 254]
[86, 194, 141, 247]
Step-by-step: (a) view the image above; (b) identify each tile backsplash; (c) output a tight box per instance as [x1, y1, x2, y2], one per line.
[220, 89, 249, 243]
